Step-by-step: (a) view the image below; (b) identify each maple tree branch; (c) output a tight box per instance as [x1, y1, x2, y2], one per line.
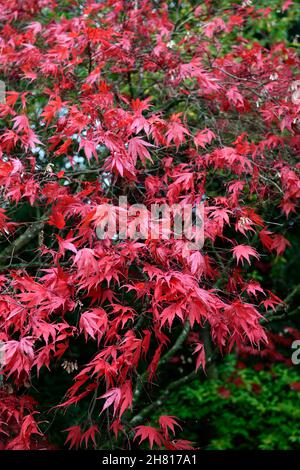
[86, 41, 93, 74]
[259, 174, 284, 195]
[0, 262, 55, 271]
[268, 306, 300, 322]
[265, 284, 300, 322]
[202, 325, 218, 380]
[133, 320, 191, 402]
[172, 5, 202, 35]
[159, 320, 191, 366]
[0, 218, 47, 265]
[127, 72, 134, 99]
[133, 301, 150, 331]
[100, 367, 197, 448]
[129, 369, 197, 427]
[282, 284, 300, 306]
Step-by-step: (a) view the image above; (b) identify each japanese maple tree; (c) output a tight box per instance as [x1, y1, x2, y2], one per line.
[0, 0, 299, 450]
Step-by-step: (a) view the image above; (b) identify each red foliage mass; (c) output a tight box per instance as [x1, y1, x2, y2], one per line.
[0, 0, 299, 449]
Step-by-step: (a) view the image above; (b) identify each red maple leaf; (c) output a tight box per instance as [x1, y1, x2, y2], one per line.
[64, 426, 83, 450]
[232, 245, 260, 265]
[159, 415, 182, 438]
[134, 426, 163, 449]
[128, 137, 154, 164]
[79, 308, 108, 342]
[193, 342, 206, 372]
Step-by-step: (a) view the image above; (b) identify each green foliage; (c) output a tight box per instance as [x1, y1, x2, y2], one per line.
[161, 357, 300, 449]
